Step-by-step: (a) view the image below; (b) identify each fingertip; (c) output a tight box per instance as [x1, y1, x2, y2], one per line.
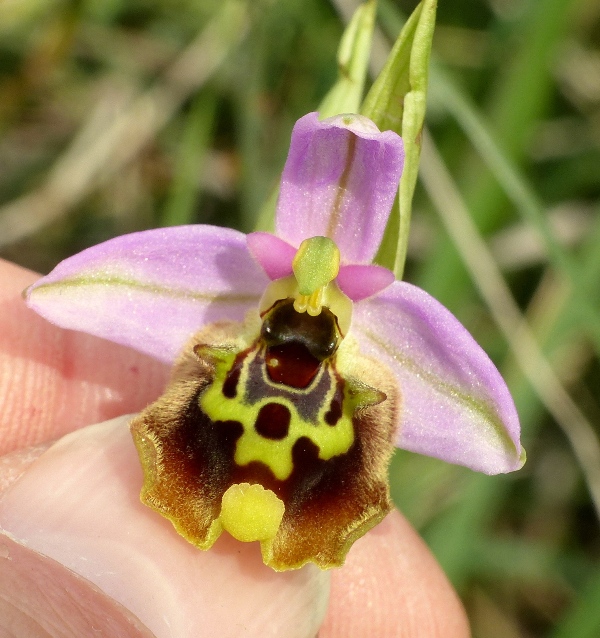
[0, 417, 329, 638]
[320, 510, 471, 638]
[0, 259, 169, 454]
[0, 533, 155, 638]
[0, 259, 470, 637]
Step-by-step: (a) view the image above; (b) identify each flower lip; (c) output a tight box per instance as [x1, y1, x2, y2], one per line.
[265, 342, 322, 389]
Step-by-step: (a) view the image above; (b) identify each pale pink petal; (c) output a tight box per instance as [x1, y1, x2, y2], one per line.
[337, 264, 395, 301]
[246, 231, 296, 280]
[352, 281, 523, 474]
[26, 225, 268, 363]
[275, 113, 404, 264]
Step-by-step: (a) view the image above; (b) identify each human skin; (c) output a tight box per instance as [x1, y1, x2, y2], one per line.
[0, 258, 470, 637]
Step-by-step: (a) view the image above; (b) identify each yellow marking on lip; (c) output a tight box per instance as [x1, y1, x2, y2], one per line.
[200, 349, 355, 481]
[219, 483, 285, 543]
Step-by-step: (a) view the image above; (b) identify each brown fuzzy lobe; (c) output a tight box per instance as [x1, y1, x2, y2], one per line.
[130, 320, 400, 571]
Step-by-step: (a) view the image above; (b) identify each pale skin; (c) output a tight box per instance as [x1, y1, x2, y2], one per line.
[0, 258, 470, 637]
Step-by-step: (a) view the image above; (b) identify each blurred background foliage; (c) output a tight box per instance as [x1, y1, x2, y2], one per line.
[1, 0, 600, 635]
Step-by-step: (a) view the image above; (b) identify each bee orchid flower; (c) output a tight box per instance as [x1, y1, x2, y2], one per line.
[26, 112, 524, 572]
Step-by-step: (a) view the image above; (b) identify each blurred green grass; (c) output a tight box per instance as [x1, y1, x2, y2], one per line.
[1, 0, 600, 635]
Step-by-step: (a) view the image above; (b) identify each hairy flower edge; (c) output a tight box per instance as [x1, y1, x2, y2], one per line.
[130, 315, 400, 571]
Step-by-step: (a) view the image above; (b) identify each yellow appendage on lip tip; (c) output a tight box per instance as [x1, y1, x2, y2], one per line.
[219, 483, 285, 543]
[292, 237, 340, 316]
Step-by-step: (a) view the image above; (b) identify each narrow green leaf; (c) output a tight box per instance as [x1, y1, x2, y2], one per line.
[318, 0, 377, 118]
[362, 0, 437, 279]
[360, 5, 419, 132]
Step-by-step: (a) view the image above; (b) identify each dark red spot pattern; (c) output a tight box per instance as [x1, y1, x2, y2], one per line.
[266, 343, 321, 389]
[254, 402, 291, 440]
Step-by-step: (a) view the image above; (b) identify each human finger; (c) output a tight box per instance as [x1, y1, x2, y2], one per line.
[0, 415, 329, 638]
[320, 510, 470, 637]
[0, 259, 169, 455]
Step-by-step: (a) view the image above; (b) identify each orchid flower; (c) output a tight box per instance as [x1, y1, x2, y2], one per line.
[26, 111, 524, 572]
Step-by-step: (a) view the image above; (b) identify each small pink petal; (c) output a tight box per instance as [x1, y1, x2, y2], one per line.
[276, 113, 404, 264]
[246, 232, 296, 281]
[337, 264, 395, 301]
[352, 281, 523, 475]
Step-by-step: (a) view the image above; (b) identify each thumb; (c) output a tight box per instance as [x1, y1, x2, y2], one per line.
[0, 416, 329, 638]
[0, 535, 155, 637]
